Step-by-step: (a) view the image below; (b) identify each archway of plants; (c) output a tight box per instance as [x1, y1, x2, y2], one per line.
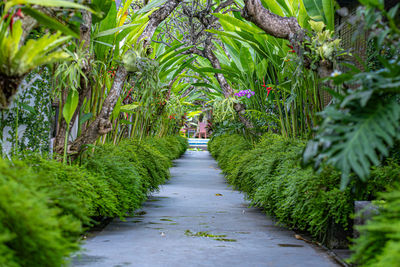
[0, 0, 400, 266]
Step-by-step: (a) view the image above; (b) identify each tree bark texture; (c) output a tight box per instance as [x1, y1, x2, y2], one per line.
[0, 74, 23, 109]
[138, 0, 182, 47]
[242, 0, 303, 44]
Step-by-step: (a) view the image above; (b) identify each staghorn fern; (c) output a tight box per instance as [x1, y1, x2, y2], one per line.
[0, 19, 70, 108]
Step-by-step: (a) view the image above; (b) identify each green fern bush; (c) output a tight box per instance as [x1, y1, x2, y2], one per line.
[0, 159, 81, 267]
[145, 136, 188, 160]
[209, 133, 399, 247]
[208, 134, 252, 172]
[0, 135, 187, 266]
[350, 185, 400, 266]
[25, 155, 118, 219]
[83, 143, 147, 218]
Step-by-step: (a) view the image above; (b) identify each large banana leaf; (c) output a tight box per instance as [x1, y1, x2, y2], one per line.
[213, 13, 264, 34]
[261, 0, 285, 16]
[137, 0, 168, 14]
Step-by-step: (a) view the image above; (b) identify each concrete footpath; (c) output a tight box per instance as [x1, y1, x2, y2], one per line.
[72, 151, 338, 267]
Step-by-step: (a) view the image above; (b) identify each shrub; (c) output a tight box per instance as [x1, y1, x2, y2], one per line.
[82, 135, 187, 216]
[84, 143, 147, 218]
[209, 134, 352, 247]
[145, 135, 188, 160]
[0, 159, 81, 267]
[25, 156, 118, 219]
[209, 133, 399, 247]
[0, 135, 188, 266]
[208, 134, 252, 172]
[350, 185, 400, 266]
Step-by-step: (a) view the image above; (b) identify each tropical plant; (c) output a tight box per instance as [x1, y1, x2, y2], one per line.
[350, 184, 400, 266]
[0, 19, 70, 108]
[199, 1, 336, 138]
[0, 0, 94, 109]
[303, 2, 400, 188]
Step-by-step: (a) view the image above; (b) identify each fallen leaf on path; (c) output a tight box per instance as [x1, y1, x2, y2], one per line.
[215, 193, 223, 196]
[295, 234, 321, 245]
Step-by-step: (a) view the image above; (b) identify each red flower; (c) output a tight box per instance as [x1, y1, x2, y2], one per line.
[15, 9, 24, 19]
[287, 44, 294, 49]
[266, 87, 273, 97]
[3, 9, 24, 32]
[289, 50, 296, 53]
[261, 78, 267, 88]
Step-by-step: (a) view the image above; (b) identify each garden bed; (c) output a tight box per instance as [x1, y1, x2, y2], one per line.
[0, 135, 187, 267]
[208, 133, 400, 251]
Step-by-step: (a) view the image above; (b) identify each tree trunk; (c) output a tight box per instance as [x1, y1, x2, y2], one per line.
[69, 66, 128, 153]
[54, 8, 92, 154]
[242, 0, 303, 48]
[204, 47, 254, 128]
[0, 74, 24, 109]
[241, 0, 333, 78]
[183, 1, 254, 129]
[68, 0, 181, 155]
[138, 0, 182, 46]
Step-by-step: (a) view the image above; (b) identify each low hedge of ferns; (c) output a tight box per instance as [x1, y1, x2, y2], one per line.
[0, 135, 187, 267]
[208, 133, 400, 255]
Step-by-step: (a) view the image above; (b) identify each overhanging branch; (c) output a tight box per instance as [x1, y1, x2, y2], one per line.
[241, 0, 302, 42]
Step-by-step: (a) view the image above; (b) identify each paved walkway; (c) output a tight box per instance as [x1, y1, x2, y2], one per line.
[72, 151, 338, 267]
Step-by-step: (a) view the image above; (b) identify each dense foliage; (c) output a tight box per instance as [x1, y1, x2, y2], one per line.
[350, 185, 400, 266]
[303, 3, 400, 188]
[1, 0, 399, 265]
[209, 134, 399, 248]
[0, 135, 187, 267]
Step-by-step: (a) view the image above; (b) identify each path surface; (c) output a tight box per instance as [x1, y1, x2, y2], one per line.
[72, 151, 338, 267]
